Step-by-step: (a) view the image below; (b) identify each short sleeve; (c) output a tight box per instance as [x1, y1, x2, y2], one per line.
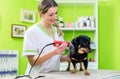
[22, 29, 38, 57]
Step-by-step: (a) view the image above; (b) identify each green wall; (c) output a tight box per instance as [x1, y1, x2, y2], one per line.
[99, 1, 120, 70]
[0, 0, 120, 75]
[0, 0, 38, 75]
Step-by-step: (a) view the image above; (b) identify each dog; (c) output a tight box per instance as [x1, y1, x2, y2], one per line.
[66, 35, 91, 75]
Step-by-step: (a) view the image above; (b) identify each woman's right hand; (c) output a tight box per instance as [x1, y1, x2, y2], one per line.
[53, 43, 68, 55]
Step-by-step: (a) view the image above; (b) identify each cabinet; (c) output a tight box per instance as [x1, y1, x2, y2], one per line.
[56, 0, 98, 70]
[0, 50, 18, 77]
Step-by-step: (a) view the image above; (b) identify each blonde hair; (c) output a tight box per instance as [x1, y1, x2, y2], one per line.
[53, 23, 64, 36]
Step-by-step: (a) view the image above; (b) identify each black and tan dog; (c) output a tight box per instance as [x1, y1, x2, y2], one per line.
[66, 35, 91, 75]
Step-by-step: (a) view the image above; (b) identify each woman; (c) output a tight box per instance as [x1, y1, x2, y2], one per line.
[22, 0, 70, 75]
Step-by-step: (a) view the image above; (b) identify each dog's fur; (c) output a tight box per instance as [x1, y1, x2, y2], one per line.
[66, 35, 91, 75]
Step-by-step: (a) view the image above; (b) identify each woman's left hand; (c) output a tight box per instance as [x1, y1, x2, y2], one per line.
[61, 55, 71, 62]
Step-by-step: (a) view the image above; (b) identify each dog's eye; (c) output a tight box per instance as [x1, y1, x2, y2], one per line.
[78, 45, 81, 48]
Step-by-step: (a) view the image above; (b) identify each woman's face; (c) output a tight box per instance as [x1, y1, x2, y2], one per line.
[42, 7, 58, 25]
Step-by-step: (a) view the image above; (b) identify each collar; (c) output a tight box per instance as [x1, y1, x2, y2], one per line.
[71, 57, 87, 62]
[37, 23, 56, 37]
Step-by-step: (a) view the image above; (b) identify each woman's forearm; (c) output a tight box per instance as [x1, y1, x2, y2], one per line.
[28, 43, 67, 66]
[28, 50, 56, 66]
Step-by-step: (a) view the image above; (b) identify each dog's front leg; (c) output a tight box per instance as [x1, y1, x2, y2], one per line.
[66, 61, 70, 71]
[71, 60, 77, 74]
[83, 59, 90, 75]
[80, 62, 83, 71]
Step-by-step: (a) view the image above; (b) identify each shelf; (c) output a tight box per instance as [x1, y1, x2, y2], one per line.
[55, 0, 97, 5]
[60, 28, 96, 31]
[88, 62, 98, 69]
[90, 42, 96, 49]
[91, 46, 96, 49]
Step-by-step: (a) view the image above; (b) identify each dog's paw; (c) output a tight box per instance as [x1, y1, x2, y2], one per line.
[85, 72, 90, 76]
[71, 71, 76, 74]
[84, 70, 90, 76]
[71, 69, 77, 74]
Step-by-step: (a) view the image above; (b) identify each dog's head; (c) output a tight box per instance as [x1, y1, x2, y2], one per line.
[71, 35, 91, 54]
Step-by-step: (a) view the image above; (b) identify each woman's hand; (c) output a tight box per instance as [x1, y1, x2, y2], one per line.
[53, 42, 68, 55]
[60, 55, 71, 62]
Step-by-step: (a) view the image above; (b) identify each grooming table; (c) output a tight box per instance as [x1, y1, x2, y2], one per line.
[0, 70, 120, 79]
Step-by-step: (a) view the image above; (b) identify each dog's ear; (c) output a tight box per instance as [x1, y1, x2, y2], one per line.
[71, 37, 80, 52]
[84, 35, 91, 43]
[72, 36, 84, 46]
[71, 37, 78, 46]
[83, 35, 91, 51]
[79, 35, 91, 44]
[87, 37, 91, 44]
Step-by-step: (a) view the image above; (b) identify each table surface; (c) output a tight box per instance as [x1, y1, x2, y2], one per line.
[1, 70, 120, 79]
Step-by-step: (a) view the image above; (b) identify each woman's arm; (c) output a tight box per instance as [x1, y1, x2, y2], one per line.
[28, 43, 67, 66]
